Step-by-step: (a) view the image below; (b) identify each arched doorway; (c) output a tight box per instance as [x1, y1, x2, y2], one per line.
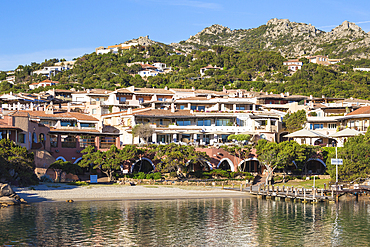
[187, 159, 213, 172]
[217, 158, 235, 171]
[131, 158, 155, 173]
[238, 159, 261, 173]
[305, 158, 326, 175]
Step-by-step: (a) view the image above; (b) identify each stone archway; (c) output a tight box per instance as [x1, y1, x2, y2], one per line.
[187, 159, 213, 172]
[131, 158, 155, 173]
[305, 158, 326, 175]
[238, 158, 261, 173]
[217, 158, 235, 172]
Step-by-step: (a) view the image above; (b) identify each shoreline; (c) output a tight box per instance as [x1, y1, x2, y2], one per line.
[13, 183, 253, 203]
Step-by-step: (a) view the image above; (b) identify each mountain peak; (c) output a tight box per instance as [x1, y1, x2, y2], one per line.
[332, 20, 362, 32]
[266, 18, 290, 25]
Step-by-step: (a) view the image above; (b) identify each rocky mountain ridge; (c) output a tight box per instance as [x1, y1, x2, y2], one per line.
[173, 18, 370, 59]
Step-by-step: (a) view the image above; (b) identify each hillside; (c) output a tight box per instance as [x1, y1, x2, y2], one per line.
[172, 18, 370, 59]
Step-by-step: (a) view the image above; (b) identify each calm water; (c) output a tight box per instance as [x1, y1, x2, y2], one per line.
[1, 198, 370, 246]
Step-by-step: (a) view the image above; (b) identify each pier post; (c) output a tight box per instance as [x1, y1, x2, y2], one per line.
[272, 185, 274, 192]
[222, 182, 224, 189]
[303, 188, 308, 203]
[282, 185, 285, 192]
[313, 188, 316, 199]
[250, 184, 252, 193]
[276, 186, 279, 193]
[331, 189, 334, 200]
[295, 188, 298, 197]
[321, 189, 323, 197]
[232, 183, 234, 188]
[324, 183, 326, 190]
[240, 184, 243, 192]
[286, 187, 289, 196]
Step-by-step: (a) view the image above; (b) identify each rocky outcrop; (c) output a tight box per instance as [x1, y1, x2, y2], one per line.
[173, 18, 370, 59]
[0, 183, 26, 207]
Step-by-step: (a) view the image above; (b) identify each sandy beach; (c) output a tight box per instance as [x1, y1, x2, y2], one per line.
[13, 183, 252, 203]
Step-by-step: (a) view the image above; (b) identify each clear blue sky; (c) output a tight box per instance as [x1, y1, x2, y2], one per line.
[1, 0, 370, 71]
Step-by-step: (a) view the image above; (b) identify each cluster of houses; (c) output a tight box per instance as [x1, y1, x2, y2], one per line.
[283, 55, 343, 72]
[1, 82, 370, 180]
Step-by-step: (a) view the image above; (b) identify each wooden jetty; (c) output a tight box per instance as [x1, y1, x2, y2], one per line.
[225, 184, 370, 203]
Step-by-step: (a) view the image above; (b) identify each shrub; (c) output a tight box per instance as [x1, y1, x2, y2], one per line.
[67, 181, 89, 186]
[169, 172, 177, 178]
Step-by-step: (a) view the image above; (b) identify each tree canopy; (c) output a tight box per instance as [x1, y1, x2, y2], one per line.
[325, 130, 370, 181]
[153, 143, 210, 173]
[283, 109, 307, 133]
[0, 139, 38, 186]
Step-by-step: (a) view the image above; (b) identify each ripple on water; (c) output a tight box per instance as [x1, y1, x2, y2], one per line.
[1, 199, 370, 246]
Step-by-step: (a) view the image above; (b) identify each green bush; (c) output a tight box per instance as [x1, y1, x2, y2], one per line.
[67, 181, 89, 186]
[169, 172, 177, 178]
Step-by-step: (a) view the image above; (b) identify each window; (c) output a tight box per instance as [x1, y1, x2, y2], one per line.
[79, 135, 95, 148]
[120, 97, 126, 102]
[61, 121, 77, 127]
[180, 105, 185, 110]
[191, 106, 196, 110]
[158, 98, 163, 101]
[116, 96, 119, 101]
[216, 119, 231, 126]
[50, 135, 58, 148]
[80, 123, 95, 128]
[328, 124, 337, 129]
[236, 106, 245, 110]
[197, 119, 211, 126]
[313, 124, 323, 129]
[177, 119, 191, 126]
[19, 133, 25, 143]
[92, 109, 97, 114]
[197, 106, 205, 111]
[100, 136, 116, 149]
[61, 135, 76, 148]
[139, 98, 144, 103]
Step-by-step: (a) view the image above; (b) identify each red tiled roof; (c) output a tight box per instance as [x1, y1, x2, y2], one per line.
[12, 111, 98, 121]
[346, 106, 370, 116]
[134, 109, 193, 117]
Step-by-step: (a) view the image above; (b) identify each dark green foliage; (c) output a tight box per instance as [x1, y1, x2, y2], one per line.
[0, 139, 38, 186]
[325, 130, 370, 181]
[283, 109, 307, 133]
[128, 172, 162, 180]
[153, 143, 210, 172]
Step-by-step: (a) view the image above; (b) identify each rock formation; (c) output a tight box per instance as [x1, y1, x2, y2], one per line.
[0, 183, 26, 207]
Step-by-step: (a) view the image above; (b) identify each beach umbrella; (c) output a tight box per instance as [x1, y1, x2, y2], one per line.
[285, 129, 328, 138]
[329, 128, 362, 138]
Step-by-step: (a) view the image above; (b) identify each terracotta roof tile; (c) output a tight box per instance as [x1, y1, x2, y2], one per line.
[12, 111, 98, 121]
[134, 109, 193, 117]
[346, 106, 370, 116]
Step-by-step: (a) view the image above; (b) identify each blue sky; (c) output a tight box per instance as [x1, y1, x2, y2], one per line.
[1, 0, 370, 71]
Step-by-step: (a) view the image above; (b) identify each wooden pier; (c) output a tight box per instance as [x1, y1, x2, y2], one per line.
[225, 184, 370, 203]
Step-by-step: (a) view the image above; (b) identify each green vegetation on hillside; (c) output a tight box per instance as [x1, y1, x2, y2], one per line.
[2, 44, 370, 100]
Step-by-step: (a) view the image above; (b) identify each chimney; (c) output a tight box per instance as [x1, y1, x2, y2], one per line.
[191, 87, 195, 91]
[67, 102, 71, 112]
[171, 103, 175, 113]
[322, 95, 325, 98]
[128, 108, 132, 114]
[164, 86, 168, 90]
[286, 92, 290, 96]
[265, 92, 269, 95]
[223, 86, 227, 93]
[207, 94, 212, 99]
[87, 89, 90, 94]
[280, 93, 284, 97]
[310, 95, 313, 99]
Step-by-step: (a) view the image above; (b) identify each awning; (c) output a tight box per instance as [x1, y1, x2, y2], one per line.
[285, 129, 328, 138]
[329, 128, 363, 138]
